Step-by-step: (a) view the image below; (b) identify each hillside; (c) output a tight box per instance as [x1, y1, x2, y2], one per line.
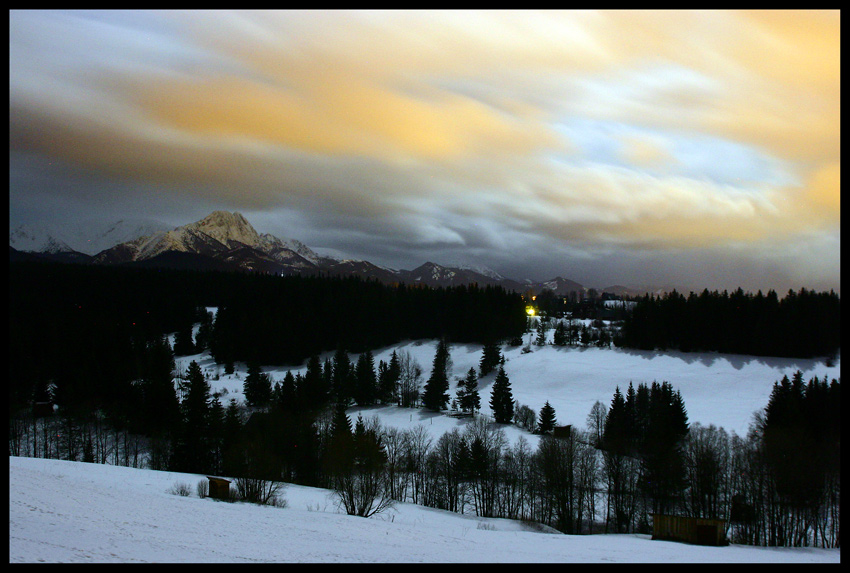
[9, 456, 839, 563]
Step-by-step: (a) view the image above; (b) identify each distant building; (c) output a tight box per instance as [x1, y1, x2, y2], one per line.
[206, 476, 232, 500]
[651, 514, 728, 546]
[552, 425, 572, 440]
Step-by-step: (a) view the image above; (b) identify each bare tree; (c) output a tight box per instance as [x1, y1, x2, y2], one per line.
[586, 400, 608, 448]
[397, 350, 423, 408]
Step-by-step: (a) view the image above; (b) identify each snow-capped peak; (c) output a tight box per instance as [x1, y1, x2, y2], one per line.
[186, 211, 262, 248]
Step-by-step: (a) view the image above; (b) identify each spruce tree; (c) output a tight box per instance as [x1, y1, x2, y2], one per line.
[537, 401, 557, 434]
[330, 401, 353, 439]
[302, 354, 327, 410]
[175, 360, 212, 473]
[243, 361, 272, 408]
[422, 338, 451, 411]
[173, 323, 196, 356]
[277, 370, 298, 412]
[194, 309, 214, 352]
[354, 351, 377, 406]
[140, 336, 180, 438]
[553, 321, 568, 346]
[535, 318, 547, 346]
[478, 340, 502, 377]
[377, 351, 401, 404]
[456, 367, 481, 414]
[489, 366, 514, 424]
[332, 347, 353, 404]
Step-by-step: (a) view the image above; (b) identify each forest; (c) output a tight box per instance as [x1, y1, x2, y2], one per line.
[8, 260, 841, 548]
[616, 287, 841, 360]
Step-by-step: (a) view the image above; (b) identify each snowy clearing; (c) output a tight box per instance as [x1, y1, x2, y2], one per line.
[9, 456, 840, 563]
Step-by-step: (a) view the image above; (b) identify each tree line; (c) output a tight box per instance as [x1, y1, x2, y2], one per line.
[9, 260, 526, 413]
[617, 287, 840, 359]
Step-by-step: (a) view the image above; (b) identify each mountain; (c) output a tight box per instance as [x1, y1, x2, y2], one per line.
[9, 219, 172, 256]
[9, 224, 75, 254]
[89, 211, 322, 275]
[9, 225, 93, 264]
[398, 261, 509, 289]
[532, 276, 586, 297]
[12, 210, 630, 297]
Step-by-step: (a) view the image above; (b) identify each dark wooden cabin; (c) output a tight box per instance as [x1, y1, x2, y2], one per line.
[206, 476, 232, 501]
[651, 513, 728, 546]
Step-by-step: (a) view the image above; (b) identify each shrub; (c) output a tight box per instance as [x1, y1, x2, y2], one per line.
[514, 403, 537, 432]
[234, 477, 286, 506]
[168, 481, 192, 497]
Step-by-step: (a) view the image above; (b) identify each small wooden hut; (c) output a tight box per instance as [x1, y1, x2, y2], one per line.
[552, 425, 572, 439]
[651, 514, 727, 546]
[206, 476, 232, 501]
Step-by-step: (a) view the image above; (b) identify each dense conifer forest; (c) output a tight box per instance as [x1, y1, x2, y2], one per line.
[617, 288, 840, 359]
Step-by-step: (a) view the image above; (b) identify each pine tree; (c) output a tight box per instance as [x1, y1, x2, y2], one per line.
[173, 323, 196, 356]
[479, 340, 502, 377]
[302, 354, 327, 410]
[174, 360, 212, 473]
[243, 361, 272, 408]
[456, 367, 481, 414]
[140, 336, 180, 439]
[354, 350, 377, 406]
[221, 400, 244, 478]
[332, 347, 353, 404]
[377, 351, 401, 404]
[535, 318, 547, 346]
[422, 338, 451, 411]
[489, 366, 514, 424]
[537, 401, 557, 434]
[553, 321, 568, 346]
[603, 386, 630, 454]
[277, 370, 298, 412]
[194, 309, 214, 352]
[330, 401, 353, 439]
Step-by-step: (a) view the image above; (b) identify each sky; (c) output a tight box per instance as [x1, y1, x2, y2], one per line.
[9, 10, 840, 292]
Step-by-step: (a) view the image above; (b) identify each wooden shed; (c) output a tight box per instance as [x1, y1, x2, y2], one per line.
[206, 476, 232, 501]
[651, 514, 728, 546]
[552, 425, 572, 439]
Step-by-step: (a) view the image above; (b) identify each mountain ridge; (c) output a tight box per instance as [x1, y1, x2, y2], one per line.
[10, 211, 657, 297]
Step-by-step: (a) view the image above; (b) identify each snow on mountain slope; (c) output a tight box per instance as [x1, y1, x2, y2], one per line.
[9, 219, 172, 256]
[9, 456, 839, 563]
[9, 224, 75, 253]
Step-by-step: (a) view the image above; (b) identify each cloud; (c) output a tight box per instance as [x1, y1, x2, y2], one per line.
[8, 10, 840, 290]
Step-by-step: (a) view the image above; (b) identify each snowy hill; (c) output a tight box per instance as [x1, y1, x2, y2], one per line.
[9, 456, 839, 563]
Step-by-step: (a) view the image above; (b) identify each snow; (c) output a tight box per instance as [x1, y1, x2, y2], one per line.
[178, 325, 840, 443]
[9, 456, 839, 563]
[11, 317, 840, 562]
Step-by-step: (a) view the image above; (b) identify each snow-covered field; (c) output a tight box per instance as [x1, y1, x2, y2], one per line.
[179, 319, 841, 444]
[10, 318, 840, 562]
[9, 456, 840, 563]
